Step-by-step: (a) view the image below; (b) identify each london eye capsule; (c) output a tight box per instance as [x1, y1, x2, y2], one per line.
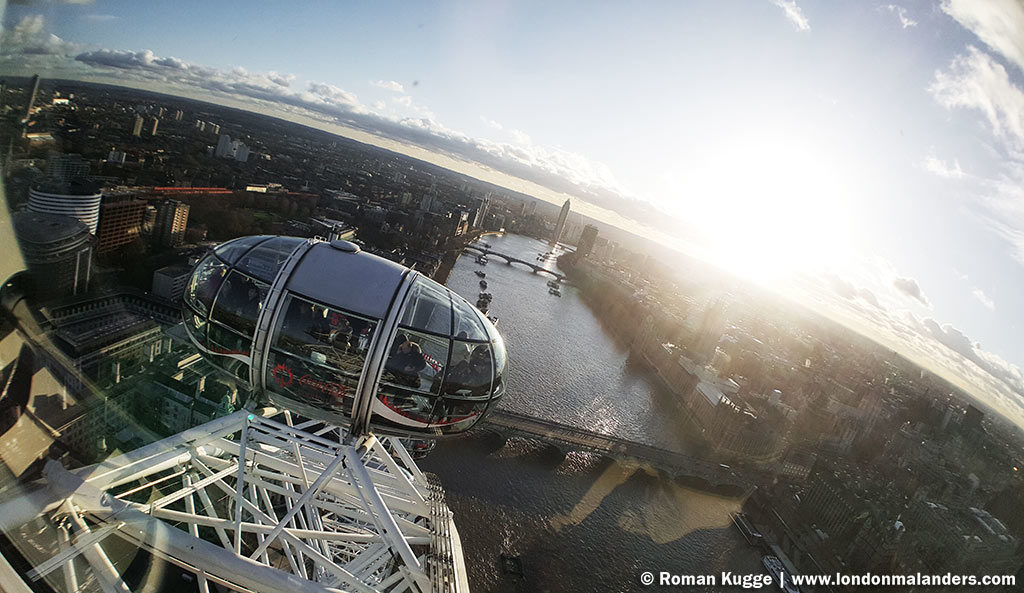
[182, 235, 506, 436]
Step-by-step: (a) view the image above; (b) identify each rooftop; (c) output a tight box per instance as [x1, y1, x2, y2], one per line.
[12, 211, 90, 245]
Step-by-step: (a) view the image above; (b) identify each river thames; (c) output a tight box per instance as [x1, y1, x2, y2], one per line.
[421, 233, 764, 592]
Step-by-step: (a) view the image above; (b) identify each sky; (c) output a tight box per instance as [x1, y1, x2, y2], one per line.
[3, 0, 1024, 426]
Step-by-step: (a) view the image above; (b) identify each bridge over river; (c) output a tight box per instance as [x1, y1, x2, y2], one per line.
[479, 410, 756, 497]
[463, 245, 566, 281]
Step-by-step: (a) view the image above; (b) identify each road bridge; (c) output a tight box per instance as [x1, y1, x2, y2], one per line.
[463, 245, 565, 280]
[479, 410, 755, 496]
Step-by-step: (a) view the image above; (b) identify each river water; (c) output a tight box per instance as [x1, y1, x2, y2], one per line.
[420, 233, 764, 592]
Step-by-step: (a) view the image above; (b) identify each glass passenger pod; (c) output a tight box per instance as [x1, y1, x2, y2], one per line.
[183, 235, 507, 437]
[182, 236, 300, 377]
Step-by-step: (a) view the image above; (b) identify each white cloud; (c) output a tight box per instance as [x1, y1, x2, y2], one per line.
[65, 45, 630, 207]
[771, 0, 810, 32]
[371, 79, 404, 92]
[83, 14, 119, 22]
[923, 154, 966, 178]
[885, 5, 918, 28]
[942, 0, 1024, 74]
[930, 46, 1024, 151]
[480, 116, 503, 131]
[0, 14, 77, 55]
[972, 287, 995, 311]
[893, 276, 930, 307]
[509, 129, 531, 145]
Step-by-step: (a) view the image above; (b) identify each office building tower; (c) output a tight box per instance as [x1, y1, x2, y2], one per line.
[13, 211, 93, 299]
[154, 200, 190, 247]
[24, 74, 40, 121]
[551, 199, 570, 245]
[215, 134, 250, 162]
[215, 134, 233, 158]
[95, 192, 146, 254]
[578, 224, 599, 258]
[157, 107, 165, 118]
[150, 118, 159, 136]
[175, 110, 183, 121]
[132, 114, 144, 137]
[107, 150, 127, 165]
[46, 153, 90, 183]
[472, 195, 490, 228]
[28, 180, 103, 234]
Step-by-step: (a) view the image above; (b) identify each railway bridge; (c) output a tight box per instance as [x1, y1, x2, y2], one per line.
[480, 410, 755, 496]
[463, 245, 566, 280]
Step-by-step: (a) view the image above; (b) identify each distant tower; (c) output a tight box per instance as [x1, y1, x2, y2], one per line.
[694, 299, 728, 364]
[551, 199, 570, 246]
[174, 109, 183, 121]
[0, 79, 6, 110]
[577, 224, 599, 258]
[150, 117, 159, 136]
[24, 74, 40, 122]
[132, 114, 144, 137]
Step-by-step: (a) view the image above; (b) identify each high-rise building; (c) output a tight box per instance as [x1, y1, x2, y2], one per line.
[24, 74, 40, 122]
[419, 194, 437, 213]
[551, 199, 570, 245]
[578, 224, 599, 258]
[150, 117, 159, 136]
[471, 195, 490, 227]
[95, 193, 146, 254]
[216, 133, 249, 160]
[45, 152, 90, 183]
[28, 180, 103, 234]
[132, 114, 144, 137]
[142, 205, 158, 235]
[154, 200, 190, 247]
[215, 133, 233, 157]
[12, 211, 93, 299]
[107, 150, 127, 165]
[174, 109, 183, 121]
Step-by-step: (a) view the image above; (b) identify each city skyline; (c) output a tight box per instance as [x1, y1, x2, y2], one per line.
[3, 1, 1024, 427]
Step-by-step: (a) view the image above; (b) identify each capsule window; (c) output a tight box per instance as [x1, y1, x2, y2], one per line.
[382, 329, 450, 394]
[185, 310, 208, 347]
[208, 322, 251, 359]
[399, 277, 452, 335]
[443, 341, 493, 397]
[186, 254, 228, 317]
[211, 270, 269, 337]
[236, 236, 304, 282]
[273, 294, 378, 377]
[451, 297, 490, 341]
[266, 350, 358, 416]
[213, 235, 271, 265]
[433, 399, 488, 431]
[492, 334, 507, 396]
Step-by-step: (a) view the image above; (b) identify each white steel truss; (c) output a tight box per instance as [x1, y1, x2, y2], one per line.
[0, 409, 469, 593]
